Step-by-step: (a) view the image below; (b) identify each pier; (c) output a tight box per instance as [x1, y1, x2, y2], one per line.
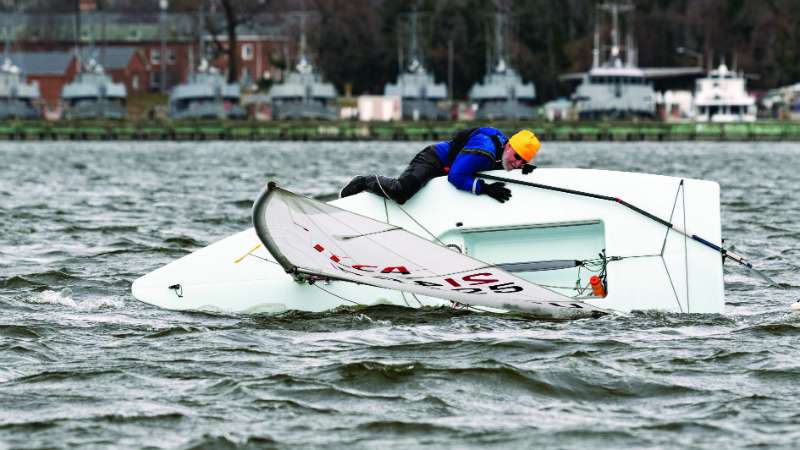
[1, 120, 800, 142]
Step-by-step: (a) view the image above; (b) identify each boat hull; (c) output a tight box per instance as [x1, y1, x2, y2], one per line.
[132, 168, 724, 315]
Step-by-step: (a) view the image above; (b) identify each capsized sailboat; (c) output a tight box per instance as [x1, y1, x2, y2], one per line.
[252, 183, 607, 318]
[131, 168, 765, 317]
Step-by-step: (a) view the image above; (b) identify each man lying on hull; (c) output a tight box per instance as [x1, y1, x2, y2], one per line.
[339, 127, 541, 204]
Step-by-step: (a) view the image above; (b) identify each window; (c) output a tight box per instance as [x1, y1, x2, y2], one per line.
[132, 74, 139, 91]
[150, 49, 160, 65]
[149, 72, 160, 91]
[168, 48, 176, 64]
[461, 221, 606, 298]
[241, 43, 254, 61]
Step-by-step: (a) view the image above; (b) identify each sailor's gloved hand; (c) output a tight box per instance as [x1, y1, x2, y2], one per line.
[340, 176, 366, 198]
[521, 164, 537, 175]
[481, 181, 511, 203]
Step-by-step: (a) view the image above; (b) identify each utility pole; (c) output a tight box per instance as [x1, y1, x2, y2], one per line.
[447, 39, 453, 105]
[160, 0, 168, 94]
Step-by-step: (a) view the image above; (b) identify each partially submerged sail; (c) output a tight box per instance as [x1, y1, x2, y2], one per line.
[252, 183, 608, 318]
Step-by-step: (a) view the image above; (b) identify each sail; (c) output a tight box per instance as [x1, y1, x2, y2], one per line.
[252, 183, 608, 318]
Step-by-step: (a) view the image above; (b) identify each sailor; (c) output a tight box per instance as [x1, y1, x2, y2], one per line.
[339, 128, 540, 204]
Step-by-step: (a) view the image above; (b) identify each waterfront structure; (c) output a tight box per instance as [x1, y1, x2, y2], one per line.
[5, 10, 286, 97]
[571, 3, 655, 119]
[168, 3, 245, 120]
[0, 53, 41, 119]
[693, 63, 755, 122]
[268, 15, 338, 120]
[60, 56, 127, 119]
[384, 10, 447, 121]
[561, 2, 701, 120]
[168, 59, 245, 119]
[468, 12, 536, 120]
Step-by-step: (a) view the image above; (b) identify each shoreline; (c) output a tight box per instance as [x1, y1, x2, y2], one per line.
[1, 120, 798, 141]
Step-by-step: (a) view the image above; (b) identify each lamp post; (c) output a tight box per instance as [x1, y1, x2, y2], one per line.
[160, 0, 168, 94]
[676, 46, 703, 69]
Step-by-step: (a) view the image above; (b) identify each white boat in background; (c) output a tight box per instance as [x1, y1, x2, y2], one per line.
[693, 63, 756, 122]
[132, 168, 731, 317]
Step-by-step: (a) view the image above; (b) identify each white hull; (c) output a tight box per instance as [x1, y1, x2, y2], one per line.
[132, 168, 724, 315]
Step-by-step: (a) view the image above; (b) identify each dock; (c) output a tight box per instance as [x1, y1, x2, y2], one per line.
[1, 120, 800, 141]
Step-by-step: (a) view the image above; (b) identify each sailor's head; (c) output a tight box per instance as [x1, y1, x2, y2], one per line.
[502, 130, 540, 171]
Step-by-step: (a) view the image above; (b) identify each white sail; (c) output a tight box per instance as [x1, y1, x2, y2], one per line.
[253, 183, 608, 318]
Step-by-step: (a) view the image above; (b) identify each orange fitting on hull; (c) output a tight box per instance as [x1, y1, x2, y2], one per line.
[590, 275, 606, 297]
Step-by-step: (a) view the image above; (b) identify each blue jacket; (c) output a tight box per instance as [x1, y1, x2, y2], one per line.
[433, 127, 507, 195]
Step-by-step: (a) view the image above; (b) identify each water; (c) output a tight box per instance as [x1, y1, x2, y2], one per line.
[1, 141, 799, 450]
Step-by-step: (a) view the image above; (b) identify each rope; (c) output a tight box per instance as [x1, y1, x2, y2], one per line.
[374, 176, 447, 247]
[400, 291, 411, 307]
[682, 180, 690, 311]
[313, 284, 360, 305]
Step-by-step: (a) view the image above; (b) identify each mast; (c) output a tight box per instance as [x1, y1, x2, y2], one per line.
[592, 7, 599, 67]
[73, 0, 81, 73]
[408, 7, 420, 72]
[101, 1, 106, 69]
[598, 2, 633, 66]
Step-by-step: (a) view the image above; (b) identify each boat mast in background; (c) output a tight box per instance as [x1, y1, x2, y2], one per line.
[468, 7, 536, 120]
[384, 5, 447, 121]
[266, 11, 338, 120]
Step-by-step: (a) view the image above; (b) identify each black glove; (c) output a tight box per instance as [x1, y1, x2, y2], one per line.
[481, 181, 511, 203]
[521, 164, 537, 175]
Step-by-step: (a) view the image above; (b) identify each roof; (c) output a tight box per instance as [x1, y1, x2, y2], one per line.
[8, 52, 73, 75]
[76, 47, 140, 70]
[10, 12, 288, 42]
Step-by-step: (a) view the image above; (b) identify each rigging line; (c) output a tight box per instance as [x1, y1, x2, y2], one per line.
[464, 304, 493, 313]
[661, 180, 684, 256]
[248, 254, 279, 264]
[289, 196, 367, 238]
[400, 291, 411, 307]
[293, 194, 412, 265]
[608, 253, 663, 260]
[477, 173, 767, 277]
[410, 292, 424, 307]
[313, 284, 361, 305]
[269, 187, 491, 281]
[660, 256, 685, 313]
[336, 227, 402, 240]
[397, 265, 498, 280]
[383, 197, 389, 223]
[374, 176, 446, 246]
[682, 180, 690, 312]
[289, 189, 436, 266]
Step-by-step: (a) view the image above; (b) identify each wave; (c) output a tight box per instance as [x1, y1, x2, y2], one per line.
[736, 322, 800, 337]
[0, 270, 82, 289]
[325, 360, 703, 400]
[22, 289, 123, 311]
[176, 435, 278, 450]
[0, 324, 41, 339]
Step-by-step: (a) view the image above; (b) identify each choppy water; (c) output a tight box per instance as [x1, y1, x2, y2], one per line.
[1, 140, 799, 450]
